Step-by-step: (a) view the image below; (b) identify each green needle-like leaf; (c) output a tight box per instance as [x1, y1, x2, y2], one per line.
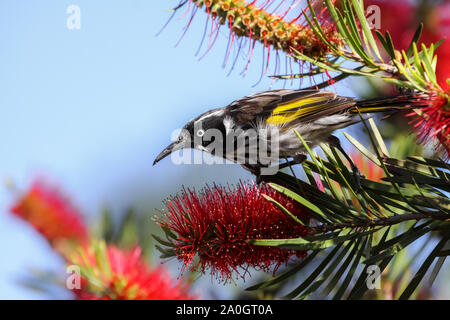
[399, 234, 450, 299]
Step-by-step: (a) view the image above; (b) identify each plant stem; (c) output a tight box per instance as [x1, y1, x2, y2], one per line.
[310, 212, 449, 233]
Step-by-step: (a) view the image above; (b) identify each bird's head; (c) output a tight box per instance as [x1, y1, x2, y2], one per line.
[153, 108, 226, 165]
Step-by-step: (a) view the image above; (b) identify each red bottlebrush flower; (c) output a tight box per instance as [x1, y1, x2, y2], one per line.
[156, 182, 310, 281]
[70, 243, 195, 300]
[421, 2, 450, 91]
[169, 0, 340, 75]
[361, 1, 450, 157]
[10, 181, 89, 250]
[408, 93, 450, 159]
[367, 0, 450, 90]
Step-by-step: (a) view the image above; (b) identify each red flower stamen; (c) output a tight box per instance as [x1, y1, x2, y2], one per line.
[172, 0, 340, 75]
[157, 182, 310, 282]
[408, 93, 450, 159]
[71, 244, 195, 300]
[10, 181, 88, 249]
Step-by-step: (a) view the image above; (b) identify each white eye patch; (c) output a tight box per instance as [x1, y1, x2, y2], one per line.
[196, 129, 205, 137]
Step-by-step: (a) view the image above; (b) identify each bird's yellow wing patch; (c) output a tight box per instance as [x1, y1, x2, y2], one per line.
[266, 96, 330, 126]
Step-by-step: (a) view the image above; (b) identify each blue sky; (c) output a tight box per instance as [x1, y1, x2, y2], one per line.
[0, 1, 448, 299]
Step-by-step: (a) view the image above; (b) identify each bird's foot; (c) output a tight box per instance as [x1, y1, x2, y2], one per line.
[246, 155, 308, 185]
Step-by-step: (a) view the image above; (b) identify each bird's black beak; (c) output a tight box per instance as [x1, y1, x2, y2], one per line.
[153, 142, 176, 166]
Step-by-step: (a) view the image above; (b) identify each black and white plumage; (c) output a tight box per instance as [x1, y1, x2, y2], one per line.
[153, 89, 427, 179]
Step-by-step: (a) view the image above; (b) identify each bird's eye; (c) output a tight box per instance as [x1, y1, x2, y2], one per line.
[196, 129, 205, 137]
